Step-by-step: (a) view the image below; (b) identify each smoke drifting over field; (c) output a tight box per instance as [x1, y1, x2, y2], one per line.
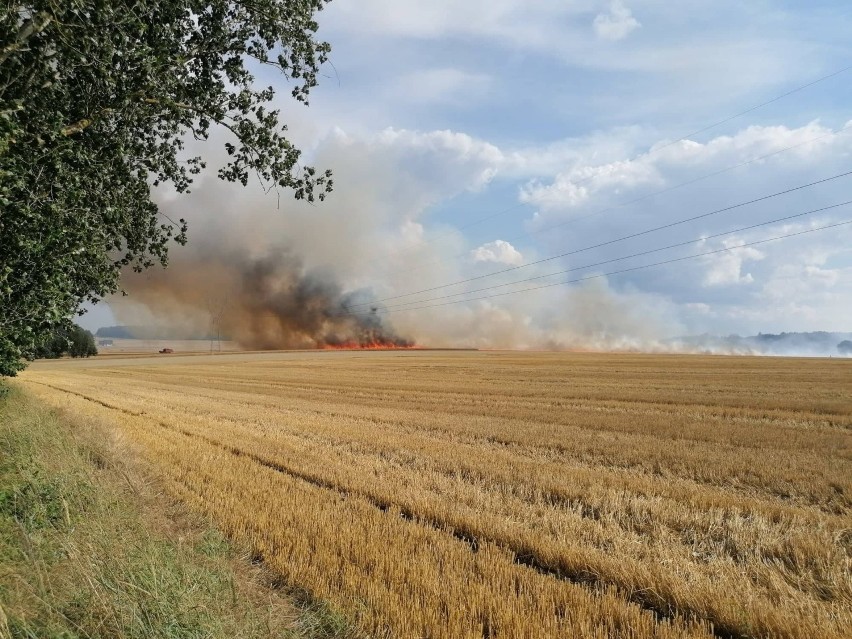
[115, 180, 420, 349]
[115, 196, 678, 353]
[118, 245, 413, 349]
[113, 135, 682, 352]
[102, 116, 852, 354]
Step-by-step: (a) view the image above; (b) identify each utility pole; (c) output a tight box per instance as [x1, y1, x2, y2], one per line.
[205, 295, 228, 353]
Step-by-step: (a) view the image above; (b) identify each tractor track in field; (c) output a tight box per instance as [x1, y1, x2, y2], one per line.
[30, 379, 737, 639]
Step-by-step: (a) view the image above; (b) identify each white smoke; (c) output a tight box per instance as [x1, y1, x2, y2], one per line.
[113, 120, 852, 352]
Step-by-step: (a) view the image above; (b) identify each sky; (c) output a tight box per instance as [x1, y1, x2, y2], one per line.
[85, 0, 852, 348]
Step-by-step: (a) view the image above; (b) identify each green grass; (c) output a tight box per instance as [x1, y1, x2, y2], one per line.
[0, 388, 358, 639]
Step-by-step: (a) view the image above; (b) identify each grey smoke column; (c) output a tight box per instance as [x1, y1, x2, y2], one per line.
[119, 244, 413, 349]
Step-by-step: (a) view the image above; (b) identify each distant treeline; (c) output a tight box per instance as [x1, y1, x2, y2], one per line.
[95, 325, 136, 338]
[678, 331, 852, 356]
[95, 325, 223, 340]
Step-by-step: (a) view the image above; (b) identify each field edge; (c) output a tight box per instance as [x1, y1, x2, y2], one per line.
[0, 385, 360, 639]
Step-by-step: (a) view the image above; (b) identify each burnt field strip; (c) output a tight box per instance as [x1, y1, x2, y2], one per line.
[21, 351, 852, 638]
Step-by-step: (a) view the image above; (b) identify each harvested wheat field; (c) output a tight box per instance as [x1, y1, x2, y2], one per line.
[18, 350, 852, 639]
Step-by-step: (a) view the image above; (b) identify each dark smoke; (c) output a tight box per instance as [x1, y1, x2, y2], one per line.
[116, 245, 414, 350]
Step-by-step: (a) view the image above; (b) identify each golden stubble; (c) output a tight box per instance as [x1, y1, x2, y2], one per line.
[20, 351, 852, 638]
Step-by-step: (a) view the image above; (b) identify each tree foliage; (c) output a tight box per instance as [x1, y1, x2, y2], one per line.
[33, 324, 97, 359]
[0, 0, 333, 376]
[838, 340, 852, 355]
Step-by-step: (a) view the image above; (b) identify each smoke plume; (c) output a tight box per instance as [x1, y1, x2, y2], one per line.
[117, 240, 413, 350]
[105, 124, 852, 354]
[113, 130, 683, 352]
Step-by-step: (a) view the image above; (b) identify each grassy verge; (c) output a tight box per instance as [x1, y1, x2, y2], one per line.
[0, 387, 356, 639]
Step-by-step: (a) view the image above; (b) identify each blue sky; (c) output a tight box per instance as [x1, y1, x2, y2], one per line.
[90, 1, 852, 348]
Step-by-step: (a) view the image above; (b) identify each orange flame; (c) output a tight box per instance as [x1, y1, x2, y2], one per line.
[320, 341, 420, 351]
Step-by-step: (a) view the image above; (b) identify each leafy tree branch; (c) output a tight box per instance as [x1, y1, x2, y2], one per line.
[0, 0, 334, 376]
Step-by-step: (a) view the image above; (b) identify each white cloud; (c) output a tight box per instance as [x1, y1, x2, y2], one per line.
[471, 240, 524, 265]
[761, 263, 846, 302]
[373, 127, 504, 193]
[310, 0, 852, 178]
[802, 265, 840, 285]
[521, 121, 852, 213]
[593, 1, 641, 41]
[500, 120, 852, 335]
[701, 242, 764, 286]
[520, 157, 661, 210]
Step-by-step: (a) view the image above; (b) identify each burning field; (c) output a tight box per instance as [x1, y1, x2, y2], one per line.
[116, 246, 415, 351]
[20, 350, 852, 639]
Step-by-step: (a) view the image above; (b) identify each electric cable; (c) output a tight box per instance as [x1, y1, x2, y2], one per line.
[346, 168, 852, 308]
[377, 200, 852, 310]
[389, 123, 852, 278]
[365, 220, 852, 315]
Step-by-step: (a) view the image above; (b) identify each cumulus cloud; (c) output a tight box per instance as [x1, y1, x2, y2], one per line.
[593, 1, 641, 41]
[701, 241, 764, 286]
[471, 240, 524, 266]
[313, 0, 845, 158]
[521, 121, 852, 213]
[372, 127, 504, 193]
[507, 121, 852, 334]
[520, 157, 660, 211]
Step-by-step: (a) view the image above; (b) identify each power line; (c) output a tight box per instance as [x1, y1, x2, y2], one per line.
[377, 200, 852, 310]
[382, 63, 852, 277]
[512, 125, 852, 242]
[645, 63, 852, 155]
[390, 122, 852, 278]
[366, 220, 852, 315]
[346, 168, 852, 309]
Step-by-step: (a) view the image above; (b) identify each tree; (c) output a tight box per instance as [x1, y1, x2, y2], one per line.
[32, 329, 70, 360]
[0, 1, 333, 376]
[68, 325, 98, 358]
[838, 340, 852, 355]
[33, 324, 97, 359]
